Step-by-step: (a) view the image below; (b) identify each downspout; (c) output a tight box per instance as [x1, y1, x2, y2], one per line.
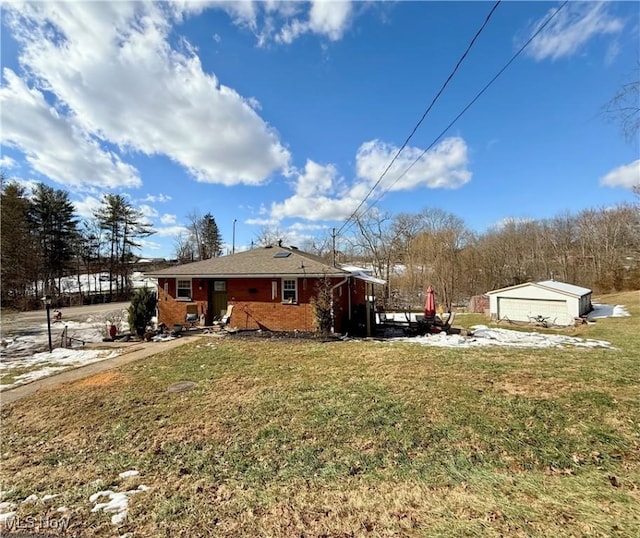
[365, 282, 371, 337]
[329, 275, 349, 333]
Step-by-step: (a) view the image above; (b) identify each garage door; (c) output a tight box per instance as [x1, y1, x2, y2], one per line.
[497, 298, 568, 323]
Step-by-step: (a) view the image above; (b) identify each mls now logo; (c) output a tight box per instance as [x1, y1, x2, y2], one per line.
[2, 514, 71, 534]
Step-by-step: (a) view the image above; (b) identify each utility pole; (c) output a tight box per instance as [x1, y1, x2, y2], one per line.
[332, 228, 336, 267]
[232, 219, 237, 255]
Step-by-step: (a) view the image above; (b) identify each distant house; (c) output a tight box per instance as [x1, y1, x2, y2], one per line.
[486, 280, 592, 326]
[145, 245, 385, 334]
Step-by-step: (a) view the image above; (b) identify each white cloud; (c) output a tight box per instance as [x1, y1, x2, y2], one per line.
[355, 137, 471, 191]
[139, 204, 159, 219]
[289, 222, 328, 231]
[525, 2, 623, 62]
[0, 155, 17, 169]
[492, 216, 534, 230]
[245, 217, 279, 226]
[6, 177, 40, 197]
[160, 213, 177, 225]
[155, 225, 189, 237]
[4, 1, 290, 187]
[270, 137, 471, 222]
[599, 160, 640, 189]
[308, 1, 353, 40]
[73, 195, 103, 219]
[276, 1, 353, 44]
[139, 238, 163, 252]
[0, 68, 141, 190]
[179, 1, 356, 46]
[270, 159, 356, 221]
[142, 193, 172, 203]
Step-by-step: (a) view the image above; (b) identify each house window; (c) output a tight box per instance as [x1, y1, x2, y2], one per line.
[177, 279, 191, 300]
[282, 278, 297, 303]
[214, 281, 226, 292]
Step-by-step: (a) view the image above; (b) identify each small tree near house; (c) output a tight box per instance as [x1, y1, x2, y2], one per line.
[128, 287, 157, 338]
[311, 274, 334, 335]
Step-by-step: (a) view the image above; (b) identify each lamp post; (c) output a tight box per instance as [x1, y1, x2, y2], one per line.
[232, 218, 237, 255]
[42, 295, 53, 353]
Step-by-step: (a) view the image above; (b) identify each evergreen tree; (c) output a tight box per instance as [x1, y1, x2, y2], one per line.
[28, 183, 78, 296]
[201, 213, 223, 258]
[128, 287, 157, 338]
[0, 178, 37, 306]
[95, 194, 153, 298]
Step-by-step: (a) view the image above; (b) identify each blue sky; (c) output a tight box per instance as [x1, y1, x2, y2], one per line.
[1, 1, 638, 259]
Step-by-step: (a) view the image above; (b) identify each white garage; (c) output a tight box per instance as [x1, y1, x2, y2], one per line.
[487, 280, 592, 326]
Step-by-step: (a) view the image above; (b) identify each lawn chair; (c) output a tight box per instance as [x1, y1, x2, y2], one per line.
[171, 324, 184, 337]
[213, 305, 234, 329]
[185, 304, 199, 328]
[440, 311, 456, 332]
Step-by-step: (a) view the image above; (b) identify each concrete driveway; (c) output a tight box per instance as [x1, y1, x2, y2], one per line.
[1, 302, 131, 338]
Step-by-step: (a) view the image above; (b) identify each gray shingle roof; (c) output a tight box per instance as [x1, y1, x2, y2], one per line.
[146, 246, 348, 278]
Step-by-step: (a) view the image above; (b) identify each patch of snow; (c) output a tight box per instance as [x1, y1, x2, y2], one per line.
[22, 494, 38, 503]
[0, 511, 16, 524]
[41, 494, 60, 502]
[588, 304, 631, 319]
[0, 501, 17, 525]
[1, 349, 120, 391]
[390, 325, 613, 349]
[111, 510, 128, 525]
[0, 501, 17, 513]
[118, 470, 139, 479]
[89, 490, 115, 504]
[90, 484, 149, 526]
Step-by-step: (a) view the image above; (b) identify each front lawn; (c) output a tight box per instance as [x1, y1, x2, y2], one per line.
[1, 291, 638, 537]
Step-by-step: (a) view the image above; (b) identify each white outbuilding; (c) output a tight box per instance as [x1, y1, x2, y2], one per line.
[487, 280, 592, 326]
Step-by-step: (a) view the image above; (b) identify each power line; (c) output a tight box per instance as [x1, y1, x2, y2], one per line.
[337, 1, 502, 236]
[365, 0, 570, 213]
[338, 0, 569, 238]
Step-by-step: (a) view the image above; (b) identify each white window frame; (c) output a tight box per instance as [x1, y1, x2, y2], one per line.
[282, 278, 298, 304]
[177, 279, 192, 300]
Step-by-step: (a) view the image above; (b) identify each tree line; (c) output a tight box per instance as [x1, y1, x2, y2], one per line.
[3, 175, 636, 312]
[1, 178, 153, 309]
[173, 209, 223, 262]
[341, 202, 639, 310]
[1, 177, 227, 310]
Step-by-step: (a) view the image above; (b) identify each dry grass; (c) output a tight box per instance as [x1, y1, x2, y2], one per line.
[1, 291, 639, 537]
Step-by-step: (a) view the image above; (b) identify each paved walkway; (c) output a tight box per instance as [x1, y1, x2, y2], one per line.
[1, 334, 210, 405]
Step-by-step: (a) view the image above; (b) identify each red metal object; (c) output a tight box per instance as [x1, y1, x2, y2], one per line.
[424, 285, 436, 319]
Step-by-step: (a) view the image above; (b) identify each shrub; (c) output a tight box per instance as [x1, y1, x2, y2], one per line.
[311, 274, 334, 335]
[128, 287, 157, 338]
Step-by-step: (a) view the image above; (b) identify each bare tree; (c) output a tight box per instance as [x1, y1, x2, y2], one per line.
[603, 62, 640, 143]
[350, 210, 401, 302]
[186, 209, 204, 260]
[254, 225, 291, 248]
[174, 231, 195, 262]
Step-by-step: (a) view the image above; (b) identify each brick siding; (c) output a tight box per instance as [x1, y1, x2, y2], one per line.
[156, 276, 366, 333]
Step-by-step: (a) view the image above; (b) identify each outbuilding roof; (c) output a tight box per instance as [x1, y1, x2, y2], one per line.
[536, 280, 591, 297]
[146, 246, 373, 280]
[487, 280, 592, 298]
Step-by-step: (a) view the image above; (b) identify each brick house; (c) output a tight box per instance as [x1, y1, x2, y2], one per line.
[146, 245, 385, 335]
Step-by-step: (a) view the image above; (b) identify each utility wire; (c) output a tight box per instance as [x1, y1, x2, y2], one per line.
[338, 0, 568, 238]
[337, 0, 501, 236]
